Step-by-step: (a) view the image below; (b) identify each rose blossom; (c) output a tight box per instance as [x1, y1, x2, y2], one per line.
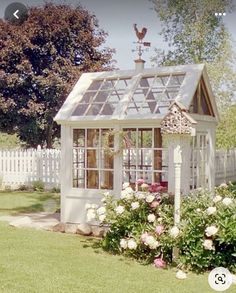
[120, 239, 128, 249]
[141, 183, 149, 190]
[131, 201, 140, 210]
[203, 239, 215, 250]
[99, 214, 106, 222]
[127, 239, 137, 250]
[219, 183, 228, 188]
[147, 214, 156, 223]
[213, 195, 222, 203]
[97, 206, 106, 215]
[150, 200, 160, 209]
[146, 194, 155, 203]
[155, 225, 164, 235]
[115, 205, 125, 215]
[206, 206, 217, 215]
[121, 189, 133, 200]
[86, 210, 96, 222]
[205, 225, 218, 237]
[140, 232, 149, 243]
[222, 197, 233, 206]
[136, 178, 145, 185]
[144, 235, 159, 249]
[169, 226, 180, 238]
[135, 192, 146, 200]
[154, 258, 166, 268]
[122, 182, 130, 189]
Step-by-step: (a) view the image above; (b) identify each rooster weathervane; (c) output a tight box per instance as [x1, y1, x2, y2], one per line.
[133, 24, 151, 60]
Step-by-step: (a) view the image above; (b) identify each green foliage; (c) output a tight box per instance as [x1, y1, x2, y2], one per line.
[178, 185, 236, 273]
[32, 180, 45, 192]
[0, 3, 115, 148]
[152, 0, 236, 111]
[92, 183, 236, 273]
[216, 105, 236, 148]
[51, 186, 60, 193]
[0, 132, 22, 148]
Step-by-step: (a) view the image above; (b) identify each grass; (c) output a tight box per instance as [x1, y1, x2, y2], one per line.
[0, 191, 235, 293]
[0, 191, 60, 215]
[1, 222, 235, 293]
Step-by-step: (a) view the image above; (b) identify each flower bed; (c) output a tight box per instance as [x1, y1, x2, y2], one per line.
[86, 182, 236, 273]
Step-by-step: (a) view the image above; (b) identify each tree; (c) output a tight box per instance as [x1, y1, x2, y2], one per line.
[0, 3, 115, 148]
[152, 0, 236, 111]
[216, 105, 236, 148]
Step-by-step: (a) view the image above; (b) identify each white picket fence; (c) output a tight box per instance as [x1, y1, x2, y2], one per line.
[0, 146, 60, 189]
[0, 147, 235, 189]
[215, 149, 236, 185]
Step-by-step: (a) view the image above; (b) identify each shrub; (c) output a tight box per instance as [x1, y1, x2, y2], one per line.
[32, 180, 45, 192]
[18, 184, 30, 191]
[88, 182, 236, 273]
[51, 186, 60, 193]
[178, 184, 236, 273]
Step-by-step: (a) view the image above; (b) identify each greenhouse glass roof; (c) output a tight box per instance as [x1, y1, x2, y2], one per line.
[55, 64, 218, 122]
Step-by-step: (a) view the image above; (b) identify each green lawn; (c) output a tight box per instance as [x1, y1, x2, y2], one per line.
[0, 191, 60, 215]
[0, 191, 235, 293]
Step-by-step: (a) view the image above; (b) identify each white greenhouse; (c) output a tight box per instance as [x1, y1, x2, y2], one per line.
[54, 61, 219, 224]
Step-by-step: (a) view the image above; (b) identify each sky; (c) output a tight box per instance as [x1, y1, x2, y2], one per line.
[0, 0, 236, 70]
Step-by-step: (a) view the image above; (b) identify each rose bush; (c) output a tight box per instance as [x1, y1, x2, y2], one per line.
[87, 182, 236, 273]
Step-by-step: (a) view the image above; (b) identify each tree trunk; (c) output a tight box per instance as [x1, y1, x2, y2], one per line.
[46, 123, 54, 148]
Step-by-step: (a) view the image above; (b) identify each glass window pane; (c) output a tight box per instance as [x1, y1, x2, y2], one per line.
[100, 103, 115, 115]
[73, 169, 85, 188]
[138, 129, 152, 148]
[100, 171, 113, 189]
[72, 104, 89, 116]
[94, 91, 110, 103]
[87, 80, 102, 91]
[138, 149, 152, 170]
[87, 170, 99, 189]
[101, 129, 114, 148]
[87, 129, 99, 147]
[101, 149, 114, 169]
[86, 104, 103, 116]
[73, 129, 85, 147]
[123, 149, 136, 169]
[87, 149, 99, 168]
[80, 92, 94, 103]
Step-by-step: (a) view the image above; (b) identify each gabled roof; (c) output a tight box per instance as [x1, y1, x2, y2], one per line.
[54, 64, 219, 123]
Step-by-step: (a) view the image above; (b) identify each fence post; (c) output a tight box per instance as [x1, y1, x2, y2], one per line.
[36, 145, 43, 181]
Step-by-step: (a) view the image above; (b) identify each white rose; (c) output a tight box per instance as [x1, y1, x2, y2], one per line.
[141, 183, 149, 189]
[120, 239, 127, 249]
[85, 203, 92, 210]
[97, 206, 106, 215]
[131, 201, 140, 210]
[122, 182, 130, 189]
[222, 197, 233, 206]
[213, 195, 222, 203]
[203, 239, 215, 250]
[115, 205, 125, 215]
[121, 190, 128, 199]
[127, 239, 137, 250]
[99, 214, 106, 222]
[103, 192, 110, 197]
[125, 186, 133, 193]
[135, 192, 146, 200]
[176, 270, 187, 279]
[205, 226, 218, 237]
[157, 217, 163, 222]
[220, 183, 228, 188]
[147, 214, 156, 223]
[144, 235, 159, 249]
[86, 210, 96, 222]
[196, 208, 201, 212]
[170, 226, 180, 238]
[146, 194, 155, 203]
[206, 206, 217, 215]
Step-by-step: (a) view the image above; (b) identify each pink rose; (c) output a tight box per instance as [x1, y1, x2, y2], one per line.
[141, 232, 148, 242]
[155, 225, 164, 235]
[149, 183, 159, 193]
[150, 200, 160, 209]
[154, 258, 166, 269]
[136, 178, 145, 185]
